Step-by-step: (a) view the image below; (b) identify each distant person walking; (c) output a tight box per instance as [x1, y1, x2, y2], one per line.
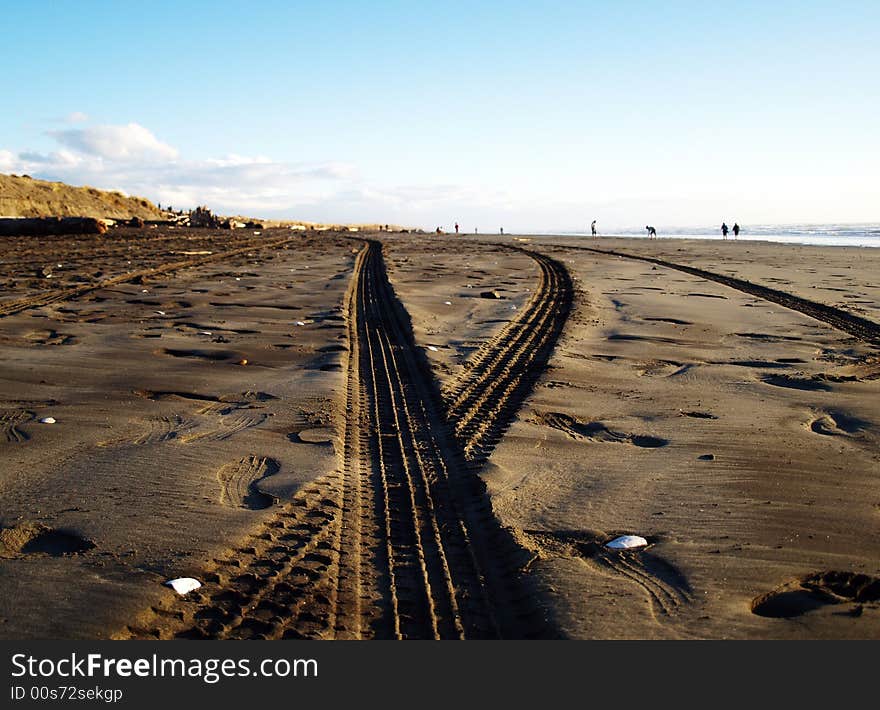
[454, 222, 459, 234]
[591, 220, 597, 237]
[721, 222, 729, 239]
[646, 225, 657, 239]
[733, 222, 740, 238]
[500, 227, 504, 235]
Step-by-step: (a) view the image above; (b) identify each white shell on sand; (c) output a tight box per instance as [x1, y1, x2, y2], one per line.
[444, 301, 452, 305]
[39, 417, 56, 424]
[165, 577, 201, 595]
[606, 535, 648, 550]
[427, 345, 439, 352]
[154, 310, 165, 316]
[295, 321, 306, 326]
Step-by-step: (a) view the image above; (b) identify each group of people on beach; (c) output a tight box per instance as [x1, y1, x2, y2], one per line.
[591, 220, 659, 238]
[721, 222, 741, 239]
[444, 220, 742, 240]
[437, 224, 501, 235]
[588, 220, 741, 240]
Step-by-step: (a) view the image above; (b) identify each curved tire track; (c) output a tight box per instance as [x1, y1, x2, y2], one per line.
[442, 247, 574, 466]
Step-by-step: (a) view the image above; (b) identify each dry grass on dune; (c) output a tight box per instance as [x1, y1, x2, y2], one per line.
[0, 173, 164, 220]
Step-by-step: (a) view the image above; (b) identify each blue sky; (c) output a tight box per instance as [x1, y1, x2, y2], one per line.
[2, 1, 878, 230]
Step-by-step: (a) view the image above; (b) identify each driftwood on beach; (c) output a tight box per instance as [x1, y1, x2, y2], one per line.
[0, 217, 108, 236]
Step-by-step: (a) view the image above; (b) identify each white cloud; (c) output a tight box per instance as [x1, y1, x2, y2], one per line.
[0, 149, 16, 172]
[66, 111, 89, 123]
[48, 123, 179, 162]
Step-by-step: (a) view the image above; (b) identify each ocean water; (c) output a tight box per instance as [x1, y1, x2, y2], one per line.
[540, 224, 880, 248]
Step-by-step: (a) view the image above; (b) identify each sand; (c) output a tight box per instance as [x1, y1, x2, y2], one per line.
[0, 230, 877, 639]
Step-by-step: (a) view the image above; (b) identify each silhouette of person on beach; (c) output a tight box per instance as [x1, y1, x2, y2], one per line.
[455, 222, 459, 234]
[436, 227, 442, 235]
[733, 223, 740, 238]
[722, 222, 729, 239]
[500, 227, 504, 235]
[646, 225, 657, 239]
[591, 220, 597, 237]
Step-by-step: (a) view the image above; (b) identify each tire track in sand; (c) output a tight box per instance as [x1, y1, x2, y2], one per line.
[123, 240, 565, 639]
[442, 247, 573, 466]
[0, 236, 296, 319]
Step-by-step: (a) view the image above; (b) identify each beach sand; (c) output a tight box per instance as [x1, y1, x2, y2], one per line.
[0, 230, 877, 639]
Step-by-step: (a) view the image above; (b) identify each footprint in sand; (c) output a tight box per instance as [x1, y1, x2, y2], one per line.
[25, 329, 78, 346]
[679, 410, 718, 420]
[608, 333, 685, 345]
[0, 409, 35, 443]
[0, 522, 95, 558]
[762, 374, 833, 391]
[633, 359, 685, 377]
[751, 571, 880, 618]
[291, 428, 335, 445]
[217, 456, 279, 510]
[158, 348, 242, 362]
[807, 410, 867, 437]
[643, 317, 693, 326]
[534, 412, 668, 448]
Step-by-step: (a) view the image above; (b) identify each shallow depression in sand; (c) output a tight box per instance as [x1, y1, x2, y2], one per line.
[0, 522, 95, 557]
